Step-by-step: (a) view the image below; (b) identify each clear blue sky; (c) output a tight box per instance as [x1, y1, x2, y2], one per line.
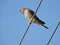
[0, 0, 60, 45]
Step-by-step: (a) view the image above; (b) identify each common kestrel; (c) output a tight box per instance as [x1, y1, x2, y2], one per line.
[20, 8, 48, 29]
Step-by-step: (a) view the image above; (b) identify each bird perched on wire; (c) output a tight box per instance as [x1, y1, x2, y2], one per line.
[20, 8, 48, 29]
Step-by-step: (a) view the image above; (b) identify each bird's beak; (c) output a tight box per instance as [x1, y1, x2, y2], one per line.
[20, 10, 21, 13]
[20, 9, 24, 13]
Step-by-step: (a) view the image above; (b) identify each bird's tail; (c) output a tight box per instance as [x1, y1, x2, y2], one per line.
[41, 24, 48, 29]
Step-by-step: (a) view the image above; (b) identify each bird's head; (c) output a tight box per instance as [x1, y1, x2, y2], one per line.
[20, 8, 25, 14]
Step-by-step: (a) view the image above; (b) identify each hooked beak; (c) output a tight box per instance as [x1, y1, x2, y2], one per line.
[20, 10, 22, 13]
[20, 8, 24, 14]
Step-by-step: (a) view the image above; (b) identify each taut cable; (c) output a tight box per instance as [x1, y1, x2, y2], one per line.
[46, 21, 60, 45]
[19, 0, 42, 45]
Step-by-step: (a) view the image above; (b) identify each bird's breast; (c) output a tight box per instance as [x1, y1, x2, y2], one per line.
[24, 14, 33, 20]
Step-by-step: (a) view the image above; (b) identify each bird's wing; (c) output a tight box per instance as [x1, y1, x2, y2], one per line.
[35, 15, 45, 24]
[28, 9, 34, 15]
[29, 10, 45, 24]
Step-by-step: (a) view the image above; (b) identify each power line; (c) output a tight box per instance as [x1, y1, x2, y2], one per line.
[46, 21, 60, 45]
[19, 0, 42, 45]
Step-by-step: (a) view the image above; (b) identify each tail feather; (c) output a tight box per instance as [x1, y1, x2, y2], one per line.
[41, 24, 48, 29]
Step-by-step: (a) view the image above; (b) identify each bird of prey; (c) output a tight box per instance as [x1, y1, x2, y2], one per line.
[20, 8, 48, 29]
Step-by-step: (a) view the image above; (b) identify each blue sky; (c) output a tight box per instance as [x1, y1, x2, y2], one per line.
[0, 0, 60, 45]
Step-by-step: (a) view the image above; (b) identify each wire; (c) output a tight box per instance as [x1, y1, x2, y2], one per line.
[19, 0, 42, 45]
[46, 21, 60, 45]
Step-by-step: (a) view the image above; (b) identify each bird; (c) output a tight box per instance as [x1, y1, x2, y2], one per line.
[20, 8, 48, 29]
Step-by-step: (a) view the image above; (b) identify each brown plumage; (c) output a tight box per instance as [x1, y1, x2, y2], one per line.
[20, 8, 48, 29]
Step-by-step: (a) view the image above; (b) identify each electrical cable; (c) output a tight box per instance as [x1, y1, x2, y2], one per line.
[46, 21, 60, 45]
[19, 0, 42, 45]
